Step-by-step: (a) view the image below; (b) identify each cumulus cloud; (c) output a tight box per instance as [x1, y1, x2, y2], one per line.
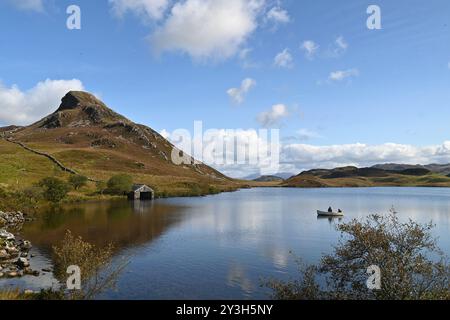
[300, 40, 319, 60]
[162, 125, 450, 177]
[281, 141, 450, 174]
[266, 6, 290, 24]
[257, 104, 289, 127]
[329, 68, 359, 82]
[227, 78, 256, 104]
[162, 127, 281, 178]
[274, 48, 293, 68]
[7, 0, 44, 12]
[0, 79, 84, 126]
[150, 0, 264, 61]
[109, 0, 169, 21]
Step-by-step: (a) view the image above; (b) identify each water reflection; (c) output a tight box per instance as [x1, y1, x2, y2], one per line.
[1, 187, 449, 299]
[22, 200, 187, 251]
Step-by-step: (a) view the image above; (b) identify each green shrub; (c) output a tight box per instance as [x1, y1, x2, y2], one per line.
[106, 174, 133, 195]
[38, 177, 71, 203]
[68, 175, 88, 190]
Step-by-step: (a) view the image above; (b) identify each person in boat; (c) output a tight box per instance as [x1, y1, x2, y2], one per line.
[328, 207, 333, 213]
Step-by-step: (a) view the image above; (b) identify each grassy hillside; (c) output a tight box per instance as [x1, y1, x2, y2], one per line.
[283, 166, 450, 188]
[0, 91, 245, 199]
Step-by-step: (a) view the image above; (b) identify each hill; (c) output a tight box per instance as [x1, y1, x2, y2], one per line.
[283, 165, 450, 188]
[252, 175, 284, 182]
[373, 163, 450, 176]
[0, 91, 241, 197]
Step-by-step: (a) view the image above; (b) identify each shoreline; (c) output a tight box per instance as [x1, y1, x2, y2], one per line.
[0, 211, 40, 280]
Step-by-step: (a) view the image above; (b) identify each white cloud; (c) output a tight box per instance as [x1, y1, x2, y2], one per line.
[162, 127, 280, 178]
[162, 125, 450, 177]
[257, 104, 289, 127]
[300, 40, 319, 59]
[274, 48, 293, 68]
[296, 129, 321, 141]
[109, 0, 170, 21]
[282, 141, 450, 174]
[227, 78, 256, 104]
[327, 35, 348, 57]
[8, 0, 44, 12]
[329, 68, 359, 82]
[335, 36, 348, 51]
[150, 0, 264, 61]
[0, 79, 85, 126]
[266, 6, 290, 24]
[448, 61, 450, 69]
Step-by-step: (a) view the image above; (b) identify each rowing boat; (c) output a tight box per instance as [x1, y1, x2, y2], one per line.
[317, 210, 344, 217]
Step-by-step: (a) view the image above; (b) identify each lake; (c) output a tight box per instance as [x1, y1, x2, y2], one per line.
[2, 187, 450, 299]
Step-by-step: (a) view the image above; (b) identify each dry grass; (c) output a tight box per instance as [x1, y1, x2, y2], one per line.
[0, 289, 24, 300]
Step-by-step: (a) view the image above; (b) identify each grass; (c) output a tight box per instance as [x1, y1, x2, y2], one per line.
[0, 289, 28, 300]
[0, 137, 245, 203]
[0, 140, 70, 188]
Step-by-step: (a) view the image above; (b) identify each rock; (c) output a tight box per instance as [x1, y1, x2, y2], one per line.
[0, 213, 35, 278]
[0, 249, 9, 260]
[24, 290, 34, 295]
[21, 241, 32, 250]
[24, 267, 37, 275]
[15, 257, 30, 269]
[0, 272, 4, 278]
[6, 246, 19, 258]
[0, 229, 15, 241]
[42, 268, 52, 273]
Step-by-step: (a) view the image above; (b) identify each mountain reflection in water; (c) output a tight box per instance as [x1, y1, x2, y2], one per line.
[22, 200, 187, 252]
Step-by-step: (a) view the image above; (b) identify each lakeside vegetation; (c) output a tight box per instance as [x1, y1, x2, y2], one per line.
[1, 231, 125, 300]
[266, 211, 450, 300]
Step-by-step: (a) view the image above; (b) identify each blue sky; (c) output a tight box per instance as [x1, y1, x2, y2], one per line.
[1, 0, 450, 177]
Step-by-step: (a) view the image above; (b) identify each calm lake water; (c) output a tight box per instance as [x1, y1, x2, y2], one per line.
[2, 187, 450, 299]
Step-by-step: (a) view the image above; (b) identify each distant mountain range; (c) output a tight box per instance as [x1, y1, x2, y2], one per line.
[244, 172, 293, 181]
[252, 175, 285, 182]
[283, 164, 450, 188]
[372, 163, 450, 176]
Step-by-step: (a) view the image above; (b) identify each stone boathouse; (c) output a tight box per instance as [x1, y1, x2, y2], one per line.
[128, 184, 155, 201]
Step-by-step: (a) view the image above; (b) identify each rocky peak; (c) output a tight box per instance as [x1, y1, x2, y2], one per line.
[34, 91, 130, 128]
[57, 91, 106, 112]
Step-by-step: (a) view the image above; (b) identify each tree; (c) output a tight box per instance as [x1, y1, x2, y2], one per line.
[106, 174, 133, 195]
[267, 210, 450, 300]
[52, 231, 127, 300]
[68, 175, 88, 190]
[38, 177, 71, 203]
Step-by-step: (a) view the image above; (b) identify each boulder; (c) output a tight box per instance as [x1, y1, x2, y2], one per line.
[15, 257, 30, 269]
[21, 241, 32, 250]
[0, 229, 15, 241]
